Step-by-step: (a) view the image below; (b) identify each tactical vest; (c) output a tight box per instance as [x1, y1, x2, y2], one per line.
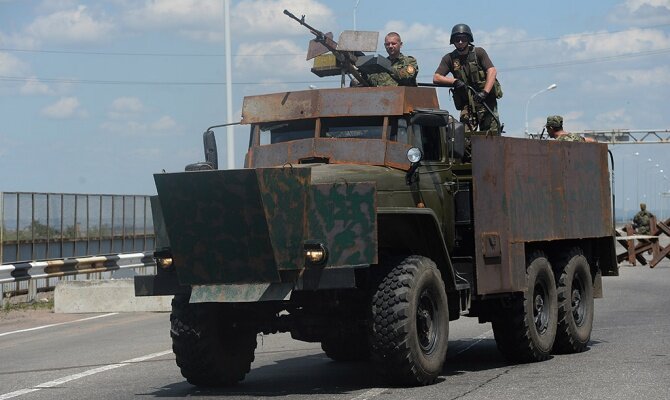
[450, 47, 502, 109]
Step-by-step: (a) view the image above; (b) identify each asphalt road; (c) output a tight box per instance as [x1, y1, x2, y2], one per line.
[1, 261, 669, 400]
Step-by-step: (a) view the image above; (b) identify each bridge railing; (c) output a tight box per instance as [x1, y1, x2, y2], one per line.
[1, 192, 157, 304]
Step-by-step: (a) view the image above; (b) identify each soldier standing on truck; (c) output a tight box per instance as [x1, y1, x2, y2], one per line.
[432, 23, 501, 133]
[362, 32, 418, 87]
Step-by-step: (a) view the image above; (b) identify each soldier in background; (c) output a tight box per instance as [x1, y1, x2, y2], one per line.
[364, 32, 418, 87]
[546, 115, 588, 142]
[633, 203, 655, 235]
[432, 23, 501, 134]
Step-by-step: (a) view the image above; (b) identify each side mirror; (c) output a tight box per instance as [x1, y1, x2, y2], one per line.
[203, 129, 218, 170]
[184, 130, 218, 171]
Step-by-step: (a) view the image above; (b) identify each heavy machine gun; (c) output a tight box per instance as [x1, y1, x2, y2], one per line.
[284, 9, 394, 87]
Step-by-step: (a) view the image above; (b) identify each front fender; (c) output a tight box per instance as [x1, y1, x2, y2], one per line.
[377, 207, 456, 291]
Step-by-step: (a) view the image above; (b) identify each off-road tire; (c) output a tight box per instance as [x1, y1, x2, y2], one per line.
[321, 332, 370, 362]
[492, 251, 557, 362]
[553, 249, 594, 354]
[170, 294, 257, 387]
[370, 255, 449, 386]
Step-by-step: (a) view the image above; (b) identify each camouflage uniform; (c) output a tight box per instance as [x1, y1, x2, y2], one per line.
[546, 115, 585, 142]
[633, 203, 655, 234]
[556, 133, 585, 142]
[366, 53, 418, 87]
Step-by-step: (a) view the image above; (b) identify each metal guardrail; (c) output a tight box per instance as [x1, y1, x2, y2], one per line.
[1, 192, 156, 264]
[0, 251, 156, 305]
[1, 192, 158, 305]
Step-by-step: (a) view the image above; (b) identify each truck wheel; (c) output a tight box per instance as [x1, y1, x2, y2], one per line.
[553, 249, 594, 354]
[492, 251, 557, 362]
[170, 294, 257, 386]
[370, 255, 449, 386]
[321, 331, 370, 361]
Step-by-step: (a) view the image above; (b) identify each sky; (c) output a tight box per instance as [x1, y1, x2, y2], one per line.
[1, 0, 669, 219]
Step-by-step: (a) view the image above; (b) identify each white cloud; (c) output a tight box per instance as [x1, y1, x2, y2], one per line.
[20, 77, 53, 95]
[0, 52, 28, 75]
[124, 0, 222, 30]
[112, 96, 144, 112]
[560, 28, 670, 58]
[235, 40, 305, 77]
[100, 115, 179, 136]
[150, 115, 177, 131]
[108, 96, 145, 119]
[594, 108, 633, 128]
[610, 0, 670, 25]
[607, 65, 670, 86]
[41, 96, 85, 119]
[382, 21, 449, 49]
[123, 0, 333, 41]
[232, 0, 334, 37]
[24, 5, 114, 46]
[624, 0, 670, 12]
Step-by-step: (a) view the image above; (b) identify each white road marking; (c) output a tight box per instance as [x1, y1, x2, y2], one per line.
[455, 330, 493, 355]
[350, 388, 386, 400]
[0, 313, 118, 337]
[0, 350, 172, 400]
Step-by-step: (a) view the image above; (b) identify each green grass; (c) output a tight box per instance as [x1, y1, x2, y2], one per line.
[2, 298, 54, 313]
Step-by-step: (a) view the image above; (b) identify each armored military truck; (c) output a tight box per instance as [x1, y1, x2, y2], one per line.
[135, 83, 617, 387]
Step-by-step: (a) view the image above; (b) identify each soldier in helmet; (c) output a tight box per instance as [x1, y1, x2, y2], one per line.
[364, 32, 418, 87]
[433, 23, 501, 134]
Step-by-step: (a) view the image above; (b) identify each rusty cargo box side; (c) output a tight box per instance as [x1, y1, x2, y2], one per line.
[471, 136, 614, 295]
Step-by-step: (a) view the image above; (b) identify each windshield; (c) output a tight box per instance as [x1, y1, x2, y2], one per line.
[321, 117, 385, 139]
[254, 117, 406, 146]
[259, 119, 316, 145]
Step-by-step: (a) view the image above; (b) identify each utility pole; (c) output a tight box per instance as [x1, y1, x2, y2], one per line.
[224, 0, 235, 169]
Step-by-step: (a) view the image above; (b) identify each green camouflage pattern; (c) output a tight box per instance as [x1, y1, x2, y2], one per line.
[633, 209, 654, 234]
[545, 115, 563, 128]
[256, 168, 310, 271]
[366, 53, 418, 87]
[154, 166, 377, 285]
[308, 182, 377, 266]
[556, 132, 585, 142]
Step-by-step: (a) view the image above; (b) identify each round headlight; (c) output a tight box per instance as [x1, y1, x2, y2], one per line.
[407, 147, 423, 163]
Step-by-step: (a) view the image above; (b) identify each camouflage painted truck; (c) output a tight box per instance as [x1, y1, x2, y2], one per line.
[135, 84, 618, 387]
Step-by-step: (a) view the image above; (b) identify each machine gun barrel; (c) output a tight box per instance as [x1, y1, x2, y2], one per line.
[283, 10, 325, 41]
[283, 9, 370, 87]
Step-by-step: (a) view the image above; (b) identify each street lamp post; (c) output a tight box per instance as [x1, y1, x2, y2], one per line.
[524, 83, 557, 136]
[353, 0, 361, 30]
[224, 0, 234, 169]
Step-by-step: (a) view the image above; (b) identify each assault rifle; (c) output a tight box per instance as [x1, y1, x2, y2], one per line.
[284, 9, 372, 87]
[417, 83, 504, 135]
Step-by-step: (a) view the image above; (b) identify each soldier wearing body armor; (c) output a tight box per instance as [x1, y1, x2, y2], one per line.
[433, 24, 501, 134]
[364, 32, 418, 87]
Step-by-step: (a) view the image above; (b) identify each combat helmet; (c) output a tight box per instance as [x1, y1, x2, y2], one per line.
[450, 23, 473, 44]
